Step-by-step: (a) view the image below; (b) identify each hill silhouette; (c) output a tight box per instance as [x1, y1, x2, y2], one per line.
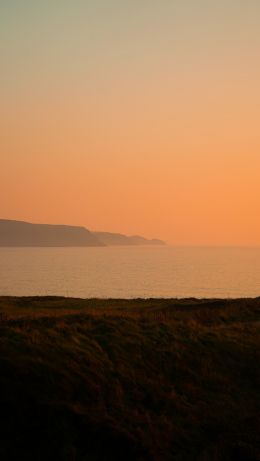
[0, 220, 165, 247]
[0, 220, 104, 247]
[94, 231, 165, 246]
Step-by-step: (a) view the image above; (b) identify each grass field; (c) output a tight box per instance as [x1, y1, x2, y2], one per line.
[0, 297, 259, 460]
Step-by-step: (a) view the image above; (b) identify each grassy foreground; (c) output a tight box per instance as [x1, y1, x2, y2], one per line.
[0, 297, 259, 461]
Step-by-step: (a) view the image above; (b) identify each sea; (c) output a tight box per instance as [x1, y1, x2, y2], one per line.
[0, 246, 260, 298]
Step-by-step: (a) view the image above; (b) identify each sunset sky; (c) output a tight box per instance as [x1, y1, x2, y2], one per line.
[1, 0, 260, 245]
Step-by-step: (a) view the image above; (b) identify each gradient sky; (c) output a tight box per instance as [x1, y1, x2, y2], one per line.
[1, 0, 260, 245]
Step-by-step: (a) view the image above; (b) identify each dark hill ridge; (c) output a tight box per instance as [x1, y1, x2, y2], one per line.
[0, 220, 165, 247]
[0, 220, 104, 247]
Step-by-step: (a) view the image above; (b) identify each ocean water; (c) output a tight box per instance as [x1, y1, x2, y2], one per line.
[0, 246, 260, 298]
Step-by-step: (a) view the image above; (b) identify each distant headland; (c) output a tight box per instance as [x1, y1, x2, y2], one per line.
[0, 220, 166, 247]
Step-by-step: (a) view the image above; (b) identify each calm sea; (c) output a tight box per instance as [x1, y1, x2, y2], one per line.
[0, 246, 260, 298]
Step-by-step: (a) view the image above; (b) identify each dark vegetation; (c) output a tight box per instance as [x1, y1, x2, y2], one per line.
[0, 297, 259, 460]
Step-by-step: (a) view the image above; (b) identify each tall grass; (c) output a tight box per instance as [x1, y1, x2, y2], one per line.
[0, 297, 259, 460]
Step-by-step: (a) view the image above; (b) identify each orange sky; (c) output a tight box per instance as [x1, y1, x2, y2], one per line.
[1, 1, 260, 245]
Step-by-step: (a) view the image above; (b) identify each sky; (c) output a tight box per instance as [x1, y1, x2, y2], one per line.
[1, 0, 260, 245]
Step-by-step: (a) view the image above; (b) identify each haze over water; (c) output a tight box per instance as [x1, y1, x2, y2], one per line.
[1, 246, 260, 298]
